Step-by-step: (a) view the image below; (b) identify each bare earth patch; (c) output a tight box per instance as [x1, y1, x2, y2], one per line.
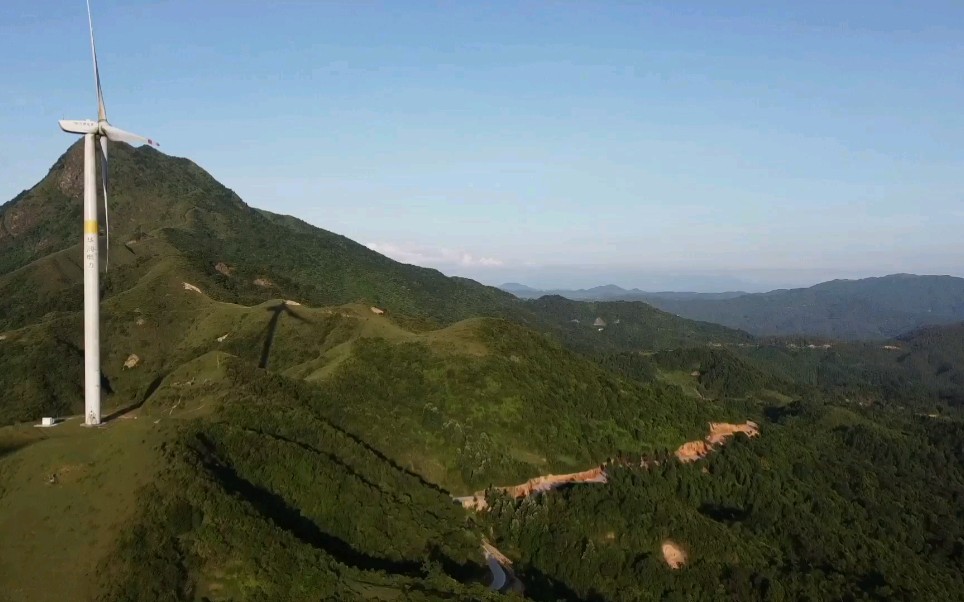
[661, 540, 687, 569]
[458, 467, 607, 510]
[676, 421, 759, 462]
[458, 421, 759, 509]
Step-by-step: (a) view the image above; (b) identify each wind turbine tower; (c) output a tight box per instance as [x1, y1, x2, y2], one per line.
[58, 0, 159, 425]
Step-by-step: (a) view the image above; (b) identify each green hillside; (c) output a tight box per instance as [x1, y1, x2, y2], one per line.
[522, 295, 752, 353]
[0, 358, 503, 602]
[0, 278, 743, 600]
[1, 142, 752, 353]
[0, 143, 756, 430]
[0, 141, 525, 331]
[3, 143, 964, 601]
[483, 403, 964, 601]
[1, 264, 725, 491]
[738, 323, 964, 411]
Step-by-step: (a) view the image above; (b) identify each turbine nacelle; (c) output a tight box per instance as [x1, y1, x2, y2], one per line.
[59, 119, 159, 147]
[59, 119, 98, 135]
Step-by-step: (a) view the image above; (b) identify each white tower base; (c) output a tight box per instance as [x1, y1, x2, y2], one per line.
[83, 133, 101, 426]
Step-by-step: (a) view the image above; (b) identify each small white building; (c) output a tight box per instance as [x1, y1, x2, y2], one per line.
[41, 417, 55, 426]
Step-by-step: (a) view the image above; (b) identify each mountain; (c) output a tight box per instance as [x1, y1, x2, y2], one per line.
[503, 275, 964, 340]
[500, 283, 748, 302]
[644, 274, 964, 340]
[522, 295, 752, 354]
[0, 143, 752, 599]
[1, 142, 750, 347]
[498, 282, 541, 296]
[0, 141, 526, 332]
[3, 143, 964, 601]
[734, 321, 964, 409]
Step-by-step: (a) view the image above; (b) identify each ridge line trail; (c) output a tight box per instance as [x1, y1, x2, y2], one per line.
[455, 421, 759, 511]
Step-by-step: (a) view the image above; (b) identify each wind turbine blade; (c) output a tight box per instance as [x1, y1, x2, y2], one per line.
[59, 119, 98, 134]
[103, 124, 159, 147]
[87, 0, 107, 121]
[99, 136, 110, 271]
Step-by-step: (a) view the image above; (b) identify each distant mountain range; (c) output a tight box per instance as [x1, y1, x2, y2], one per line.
[501, 274, 964, 340]
[500, 282, 749, 302]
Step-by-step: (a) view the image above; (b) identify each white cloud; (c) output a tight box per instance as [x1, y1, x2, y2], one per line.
[366, 242, 504, 268]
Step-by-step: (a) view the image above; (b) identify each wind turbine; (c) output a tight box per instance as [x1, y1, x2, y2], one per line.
[58, 0, 158, 426]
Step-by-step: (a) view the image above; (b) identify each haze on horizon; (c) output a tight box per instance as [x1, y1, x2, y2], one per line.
[1, 1, 962, 292]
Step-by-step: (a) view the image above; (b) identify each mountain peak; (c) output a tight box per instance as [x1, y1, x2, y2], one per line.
[0, 142, 251, 275]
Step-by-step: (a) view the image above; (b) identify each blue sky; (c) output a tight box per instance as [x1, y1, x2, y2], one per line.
[1, 1, 962, 291]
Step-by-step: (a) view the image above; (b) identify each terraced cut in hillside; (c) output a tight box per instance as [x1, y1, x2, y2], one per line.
[456, 421, 760, 510]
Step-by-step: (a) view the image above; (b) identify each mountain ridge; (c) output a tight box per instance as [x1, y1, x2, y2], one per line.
[0, 143, 753, 426]
[500, 282, 749, 301]
[502, 274, 964, 340]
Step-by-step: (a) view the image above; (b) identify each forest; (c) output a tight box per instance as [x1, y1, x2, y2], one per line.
[483, 401, 964, 601]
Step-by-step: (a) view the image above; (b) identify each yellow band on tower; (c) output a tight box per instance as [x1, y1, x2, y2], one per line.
[84, 220, 99, 234]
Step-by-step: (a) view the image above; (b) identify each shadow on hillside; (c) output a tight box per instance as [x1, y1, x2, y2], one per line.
[303, 405, 449, 496]
[518, 564, 610, 602]
[259, 301, 310, 369]
[238, 426, 394, 495]
[0, 441, 36, 460]
[193, 432, 439, 578]
[698, 503, 748, 524]
[234, 425, 484, 582]
[103, 372, 167, 423]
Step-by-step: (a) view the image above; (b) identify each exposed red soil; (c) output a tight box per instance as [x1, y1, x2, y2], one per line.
[457, 421, 759, 510]
[661, 540, 687, 569]
[675, 421, 759, 462]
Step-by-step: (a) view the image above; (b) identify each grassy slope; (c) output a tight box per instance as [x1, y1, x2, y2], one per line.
[311, 319, 734, 492]
[0, 416, 165, 602]
[0, 267, 756, 599]
[0, 354, 502, 601]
